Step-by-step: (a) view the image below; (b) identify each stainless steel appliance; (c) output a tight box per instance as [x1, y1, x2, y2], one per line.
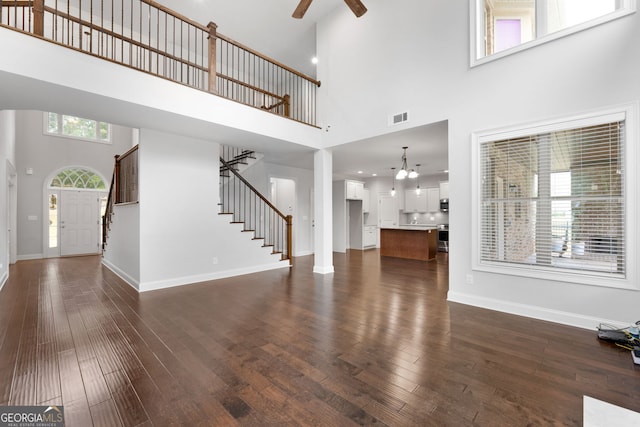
[440, 198, 449, 212]
[437, 224, 448, 252]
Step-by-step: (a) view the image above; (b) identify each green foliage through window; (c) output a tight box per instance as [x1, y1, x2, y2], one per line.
[51, 168, 106, 190]
[46, 112, 111, 142]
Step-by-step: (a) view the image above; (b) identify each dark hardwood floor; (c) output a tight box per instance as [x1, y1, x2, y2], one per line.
[0, 251, 638, 426]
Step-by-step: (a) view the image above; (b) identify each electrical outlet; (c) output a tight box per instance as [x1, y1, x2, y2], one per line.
[466, 274, 474, 285]
[212, 257, 218, 265]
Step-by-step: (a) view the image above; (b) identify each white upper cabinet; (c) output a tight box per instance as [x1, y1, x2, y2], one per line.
[346, 180, 364, 200]
[439, 181, 449, 199]
[426, 188, 440, 212]
[405, 187, 441, 213]
[404, 190, 428, 213]
[362, 188, 370, 213]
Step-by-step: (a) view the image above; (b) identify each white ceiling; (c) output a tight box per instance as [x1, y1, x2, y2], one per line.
[148, 1, 450, 180]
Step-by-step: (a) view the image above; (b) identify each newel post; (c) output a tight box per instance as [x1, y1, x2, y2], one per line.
[283, 94, 290, 118]
[286, 215, 293, 266]
[114, 155, 121, 204]
[33, 0, 45, 36]
[207, 22, 218, 94]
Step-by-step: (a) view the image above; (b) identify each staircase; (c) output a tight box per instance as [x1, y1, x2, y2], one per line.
[219, 147, 292, 265]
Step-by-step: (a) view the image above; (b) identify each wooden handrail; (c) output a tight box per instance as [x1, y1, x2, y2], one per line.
[102, 169, 116, 251]
[41, 6, 209, 73]
[220, 156, 293, 264]
[217, 33, 321, 88]
[140, 0, 208, 33]
[221, 157, 287, 219]
[118, 144, 140, 161]
[102, 145, 139, 252]
[218, 72, 286, 101]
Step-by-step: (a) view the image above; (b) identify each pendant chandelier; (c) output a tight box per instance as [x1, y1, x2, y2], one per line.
[390, 167, 396, 196]
[396, 146, 419, 180]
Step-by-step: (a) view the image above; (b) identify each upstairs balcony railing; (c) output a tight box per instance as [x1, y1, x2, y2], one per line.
[0, 0, 320, 126]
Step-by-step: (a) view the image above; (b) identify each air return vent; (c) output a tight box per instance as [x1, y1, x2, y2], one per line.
[389, 111, 409, 126]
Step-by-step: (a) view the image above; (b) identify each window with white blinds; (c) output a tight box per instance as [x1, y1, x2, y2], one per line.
[473, 107, 637, 287]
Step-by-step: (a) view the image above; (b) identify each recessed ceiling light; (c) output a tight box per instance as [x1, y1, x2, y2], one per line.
[372, 173, 377, 177]
[357, 170, 363, 174]
[311, 57, 318, 64]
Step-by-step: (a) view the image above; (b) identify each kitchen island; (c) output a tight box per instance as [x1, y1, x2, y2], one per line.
[380, 226, 438, 261]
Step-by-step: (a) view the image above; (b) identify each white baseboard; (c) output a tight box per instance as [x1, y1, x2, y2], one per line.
[447, 291, 630, 331]
[101, 259, 140, 291]
[294, 250, 314, 257]
[313, 265, 335, 274]
[138, 262, 290, 293]
[0, 270, 7, 292]
[17, 254, 43, 261]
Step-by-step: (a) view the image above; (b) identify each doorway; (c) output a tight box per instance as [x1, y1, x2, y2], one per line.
[44, 167, 108, 258]
[6, 160, 17, 265]
[270, 177, 296, 254]
[378, 192, 398, 228]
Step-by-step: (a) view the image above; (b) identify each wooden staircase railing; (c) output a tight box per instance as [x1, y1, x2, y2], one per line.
[219, 156, 292, 265]
[0, 0, 320, 127]
[102, 145, 139, 251]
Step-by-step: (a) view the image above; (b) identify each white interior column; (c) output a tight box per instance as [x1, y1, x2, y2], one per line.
[313, 149, 334, 274]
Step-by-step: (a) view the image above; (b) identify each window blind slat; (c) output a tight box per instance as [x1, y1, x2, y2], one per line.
[480, 120, 625, 276]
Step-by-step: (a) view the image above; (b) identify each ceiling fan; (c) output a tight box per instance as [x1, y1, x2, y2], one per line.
[292, 0, 367, 19]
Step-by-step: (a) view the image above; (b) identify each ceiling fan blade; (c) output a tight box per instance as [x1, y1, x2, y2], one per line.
[292, 0, 313, 19]
[344, 0, 367, 17]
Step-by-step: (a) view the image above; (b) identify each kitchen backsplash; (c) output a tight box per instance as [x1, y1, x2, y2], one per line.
[403, 211, 449, 225]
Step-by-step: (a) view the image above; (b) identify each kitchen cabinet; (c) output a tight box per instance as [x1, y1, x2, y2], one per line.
[439, 181, 449, 199]
[380, 227, 437, 261]
[346, 180, 364, 200]
[362, 188, 370, 213]
[404, 190, 428, 213]
[426, 187, 440, 212]
[363, 225, 377, 248]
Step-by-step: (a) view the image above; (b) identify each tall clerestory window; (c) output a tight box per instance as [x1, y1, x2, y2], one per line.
[45, 112, 111, 143]
[472, 0, 636, 65]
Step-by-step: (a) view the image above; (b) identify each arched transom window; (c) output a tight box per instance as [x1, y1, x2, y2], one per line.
[50, 167, 106, 189]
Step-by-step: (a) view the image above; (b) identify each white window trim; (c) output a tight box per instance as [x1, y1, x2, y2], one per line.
[43, 112, 112, 144]
[471, 102, 639, 290]
[470, 0, 637, 67]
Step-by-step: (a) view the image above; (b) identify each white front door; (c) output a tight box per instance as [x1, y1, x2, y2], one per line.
[60, 190, 100, 256]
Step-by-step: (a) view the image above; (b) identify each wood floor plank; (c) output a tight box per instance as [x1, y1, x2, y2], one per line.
[1, 252, 639, 426]
[90, 399, 124, 427]
[79, 357, 111, 407]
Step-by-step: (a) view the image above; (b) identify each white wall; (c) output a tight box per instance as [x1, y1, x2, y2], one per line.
[317, 1, 640, 327]
[14, 110, 133, 259]
[136, 129, 287, 292]
[102, 203, 140, 288]
[332, 180, 347, 252]
[0, 110, 17, 290]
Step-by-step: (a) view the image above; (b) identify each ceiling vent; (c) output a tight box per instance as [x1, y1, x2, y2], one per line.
[389, 111, 409, 126]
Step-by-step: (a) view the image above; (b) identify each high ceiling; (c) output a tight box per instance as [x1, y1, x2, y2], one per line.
[160, 0, 343, 78]
[158, 0, 449, 180]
